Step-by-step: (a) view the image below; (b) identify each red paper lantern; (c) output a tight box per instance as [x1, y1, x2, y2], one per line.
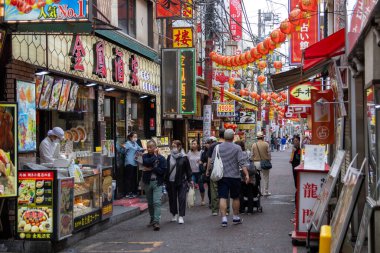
[240, 54, 248, 65]
[239, 89, 245, 96]
[250, 91, 257, 99]
[228, 87, 236, 93]
[228, 77, 235, 85]
[270, 29, 286, 44]
[226, 56, 232, 67]
[276, 97, 282, 103]
[245, 51, 254, 63]
[264, 37, 276, 51]
[257, 42, 269, 56]
[280, 19, 294, 34]
[289, 6, 304, 26]
[257, 75, 266, 84]
[273, 61, 283, 70]
[261, 93, 268, 99]
[235, 55, 242, 66]
[299, 0, 317, 12]
[281, 92, 287, 99]
[222, 56, 228, 66]
[266, 96, 271, 102]
[256, 93, 261, 100]
[250, 47, 262, 61]
[217, 55, 224, 65]
[258, 61, 267, 71]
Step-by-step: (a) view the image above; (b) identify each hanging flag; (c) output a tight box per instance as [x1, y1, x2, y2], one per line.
[311, 89, 335, 144]
[230, 0, 242, 41]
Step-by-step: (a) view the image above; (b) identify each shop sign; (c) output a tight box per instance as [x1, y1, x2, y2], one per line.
[70, 35, 86, 72]
[101, 168, 113, 220]
[156, 0, 193, 19]
[57, 177, 74, 240]
[236, 108, 256, 124]
[311, 89, 335, 144]
[0, 29, 6, 58]
[304, 145, 326, 170]
[73, 210, 101, 231]
[94, 41, 107, 78]
[0, 103, 18, 197]
[237, 124, 255, 130]
[17, 171, 55, 240]
[230, 0, 242, 41]
[289, 82, 321, 106]
[129, 55, 139, 86]
[4, 0, 88, 22]
[217, 101, 235, 117]
[16, 81, 37, 152]
[203, 105, 212, 141]
[173, 27, 193, 48]
[112, 49, 124, 83]
[98, 89, 104, 122]
[180, 49, 196, 114]
[289, 0, 319, 64]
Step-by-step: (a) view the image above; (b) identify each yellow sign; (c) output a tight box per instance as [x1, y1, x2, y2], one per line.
[173, 28, 193, 48]
[269, 109, 274, 120]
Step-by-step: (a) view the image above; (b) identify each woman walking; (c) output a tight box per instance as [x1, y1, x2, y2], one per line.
[166, 140, 192, 224]
[188, 140, 206, 205]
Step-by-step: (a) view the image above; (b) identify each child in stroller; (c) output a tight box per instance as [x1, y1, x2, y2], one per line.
[240, 162, 263, 214]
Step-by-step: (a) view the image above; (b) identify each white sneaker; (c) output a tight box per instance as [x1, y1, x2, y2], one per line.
[212, 212, 218, 216]
[171, 214, 178, 222]
[178, 216, 184, 224]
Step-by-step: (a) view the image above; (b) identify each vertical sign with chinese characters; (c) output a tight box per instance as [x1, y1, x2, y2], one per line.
[172, 28, 193, 48]
[94, 41, 107, 78]
[289, 0, 319, 64]
[230, 0, 242, 41]
[179, 49, 196, 114]
[112, 48, 124, 83]
[156, 0, 181, 18]
[311, 89, 335, 144]
[289, 82, 321, 106]
[203, 105, 212, 142]
[129, 55, 139, 86]
[70, 35, 86, 72]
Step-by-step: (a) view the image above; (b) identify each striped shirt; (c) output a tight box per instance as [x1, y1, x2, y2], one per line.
[211, 142, 247, 179]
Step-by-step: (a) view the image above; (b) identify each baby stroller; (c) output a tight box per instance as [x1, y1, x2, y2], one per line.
[240, 162, 263, 213]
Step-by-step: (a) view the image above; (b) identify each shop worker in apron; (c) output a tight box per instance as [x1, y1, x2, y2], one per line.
[142, 140, 167, 231]
[39, 127, 65, 164]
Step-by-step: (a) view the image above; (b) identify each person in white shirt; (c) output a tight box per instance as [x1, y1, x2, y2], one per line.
[39, 127, 65, 164]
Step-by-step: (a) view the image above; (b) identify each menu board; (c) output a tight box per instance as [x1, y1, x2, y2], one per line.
[17, 171, 54, 240]
[66, 83, 79, 112]
[17, 81, 37, 152]
[0, 103, 18, 197]
[73, 209, 101, 232]
[58, 80, 72, 111]
[35, 75, 44, 108]
[49, 79, 63, 110]
[304, 145, 326, 170]
[101, 168, 113, 220]
[57, 177, 74, 241]
[38, 75, 54, 110]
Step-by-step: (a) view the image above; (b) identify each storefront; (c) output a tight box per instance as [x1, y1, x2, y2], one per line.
[0, 32, 161, 241]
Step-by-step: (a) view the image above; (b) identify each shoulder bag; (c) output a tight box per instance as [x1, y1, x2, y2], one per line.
[256, 143, 272, 170]
[210, 145, 224, 181]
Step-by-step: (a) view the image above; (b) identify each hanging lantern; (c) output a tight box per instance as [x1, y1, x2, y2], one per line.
[222, 56, 228, 66]
[250, 91, 257, 99]
[210, 52, 218, 62]
[228, 87, 236, 93]
[273, 61, 283, 73]
[280, 19, 294, 35]
[239, 89, 245, 96]
[256, 93, 261, 100]
[289, 6, 305, 27]
[245, 51, 254, 63]
[217, 55, 224, 65]
[266, 96, 272, 102]
[264, 37, 276, 52]
[240, 53, 248, 65]
[228, 77, 235, 85]
[276, 97, 282, 103]
[257, 42, 269, 56]
[226, 56, 232, 67]
[258, 61, 267, 71]
[231, 56, 237, 67]
[257, 75, 266, 84]
[299, 0, 317, 13]
[271, 93, 277, 99]
[281, 92, 287, 99]
[235, 55, 242, 66]
[270, 29, 286, 45]
[261, 93, 268, 100]
[250, 47, 262, 61]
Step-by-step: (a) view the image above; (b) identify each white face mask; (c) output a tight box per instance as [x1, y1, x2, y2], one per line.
[54, 139, 60, 144]
[132, 137, 138, 142]
[172, 148, 178, 153]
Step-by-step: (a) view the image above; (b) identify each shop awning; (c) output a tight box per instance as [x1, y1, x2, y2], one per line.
[303, 29, 345, 71]
[213, 86, 258, 110]
[270, 59, 332, 91]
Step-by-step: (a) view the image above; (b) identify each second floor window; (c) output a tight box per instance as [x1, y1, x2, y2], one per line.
[118, 0, 136, 38]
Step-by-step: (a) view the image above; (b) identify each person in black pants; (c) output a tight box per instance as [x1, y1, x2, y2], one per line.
[290, 136, 301, 203]
[165, 140, 192, 224]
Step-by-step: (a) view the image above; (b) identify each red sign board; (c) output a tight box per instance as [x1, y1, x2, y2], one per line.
[129, 55, 139, 86]
[71, 35, 86, 72]
[311, 89, 335, 144]
[230, 0, 242, 41]
[156, 0, 181, 18]
[289, 82, 321, 106]
[94, 41, 107, 78]
[18, 171, 54, 180]
[289, 0, 319, 64]
[112, 48, 124, 83]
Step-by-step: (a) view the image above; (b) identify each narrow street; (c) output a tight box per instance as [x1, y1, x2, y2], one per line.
[61, 149, 301, 253]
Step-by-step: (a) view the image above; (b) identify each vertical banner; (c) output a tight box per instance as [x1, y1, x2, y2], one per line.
[179, 49, 196, 114]
[230, 0, 242, 41]
[203, 105, 212, 142]
[156, 0, 181, 18]
[172, 27, 193, 48]
[289, 0, 319, 64]
[162, 49, 180, 114]
[311, 89, 335, 144]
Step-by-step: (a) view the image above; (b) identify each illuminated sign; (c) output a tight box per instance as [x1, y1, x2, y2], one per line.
[173, 28, 193, 48]
[180, 49, 196, 114]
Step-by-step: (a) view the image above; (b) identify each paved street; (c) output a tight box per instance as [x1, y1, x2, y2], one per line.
[61, 149, 301, 253]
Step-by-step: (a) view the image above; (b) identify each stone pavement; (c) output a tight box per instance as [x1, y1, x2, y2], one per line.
[60, 148, 309, 253]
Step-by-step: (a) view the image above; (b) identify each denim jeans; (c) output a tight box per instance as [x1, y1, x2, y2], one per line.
[144, 181, 163, 224]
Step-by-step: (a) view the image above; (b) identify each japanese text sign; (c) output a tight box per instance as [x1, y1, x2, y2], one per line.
[230, 0, 242, 41]
[156, 0, 193, 19]
[304, 145, 326, 170]
[4, 0, 87, 22]
[289, 0, 319, 64]
[311, 89, 335, 144]
[74, 210, 101, 231]
[217, 102, 236, 117]
[180, 49, 196, 114]
[289, 82, 321, 106]
[172, 28, 193, 48]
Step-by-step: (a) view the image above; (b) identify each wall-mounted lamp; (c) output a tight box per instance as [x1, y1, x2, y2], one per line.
[105, 87, 115, 92]
[35, 70, 49, 76]
[85, 83, 97, 87]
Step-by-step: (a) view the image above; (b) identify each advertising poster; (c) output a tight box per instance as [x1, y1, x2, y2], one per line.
[289, 82, 321, 106]
[66, 83, 79, 112]
[203, 105, 212, 142]
[101, 140, 115, 158]
[4, 0, 88, 22]
[57, 177, 74, 240]
[311, 89, 335, 144]
[304, 145, 326, 171]
[101, 168, 113, 220]
[217, 101, 235, 117]
[38, 75, 54, 110]
[17, 171, 54, 240]
[58, 80, 72, 111]
[0, 103, 17, 197]
[35, 75, 44, 106]
[49, 78, 63, 110]
[230, 0, 242, 41]
[16, 81, 36, 152]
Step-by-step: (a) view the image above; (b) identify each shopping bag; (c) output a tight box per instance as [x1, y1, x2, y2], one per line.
[210, 145, 223, 181]
[187, 186, 195, 208]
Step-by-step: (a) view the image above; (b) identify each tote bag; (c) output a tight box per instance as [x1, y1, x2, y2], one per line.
[210, 145, 224, 181]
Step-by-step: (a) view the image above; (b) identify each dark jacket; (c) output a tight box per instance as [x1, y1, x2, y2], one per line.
[291, 147, 301, 168]
[142, 153, 167, 185]
[166, 155, 192, 186]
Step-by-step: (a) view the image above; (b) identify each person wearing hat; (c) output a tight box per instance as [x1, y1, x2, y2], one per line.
[251, 131, 272, 196]
[39, 127, 65, 164]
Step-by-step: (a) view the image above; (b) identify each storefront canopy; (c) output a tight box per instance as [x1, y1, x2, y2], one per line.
[212, 86, 258, 110]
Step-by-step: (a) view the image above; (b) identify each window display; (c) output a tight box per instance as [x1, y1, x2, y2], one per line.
[129, 94, 146, 139]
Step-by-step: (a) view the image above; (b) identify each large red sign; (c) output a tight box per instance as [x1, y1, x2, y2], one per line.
[230, 0, 242, 41]
[289, 0, 319, 64]
[311, 89, 335, 144]
[289, 82, 321, 106]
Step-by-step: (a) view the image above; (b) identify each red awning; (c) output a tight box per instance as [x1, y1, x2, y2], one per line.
[303, 29, 345, 71]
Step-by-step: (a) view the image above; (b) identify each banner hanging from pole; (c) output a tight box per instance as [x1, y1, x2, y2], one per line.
[311, 89, 335, 144]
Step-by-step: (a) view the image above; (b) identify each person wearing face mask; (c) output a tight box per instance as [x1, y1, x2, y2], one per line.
[165, 140, 192, 224]
[39, 127, 65, 164]
[118, 132, 144, 198]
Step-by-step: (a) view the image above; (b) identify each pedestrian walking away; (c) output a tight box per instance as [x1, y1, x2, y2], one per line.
[166, 140, 192, 224]
[289, 135, 301, 205]
[201, 139, 212, 207]
[142, 140, 167, 231]
[187, 140, 205, 205]
[251, 131, 272, 196]
[211, 129, 249, 227]
[280, 136, 287, 152]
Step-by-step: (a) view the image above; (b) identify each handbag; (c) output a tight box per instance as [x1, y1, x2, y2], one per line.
[210, 145, 224, 181]
[187, 185, 195, 208]
[256, 143, 272, 170]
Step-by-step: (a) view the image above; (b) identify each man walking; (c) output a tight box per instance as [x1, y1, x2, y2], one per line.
[290, 136, 301, 203]
[252, 132, 272, 196]
[211, 129, 249, 227]
[280, 136, 287, 151]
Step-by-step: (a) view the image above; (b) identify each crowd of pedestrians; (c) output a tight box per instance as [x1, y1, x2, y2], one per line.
[120, 128, 302, 231]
